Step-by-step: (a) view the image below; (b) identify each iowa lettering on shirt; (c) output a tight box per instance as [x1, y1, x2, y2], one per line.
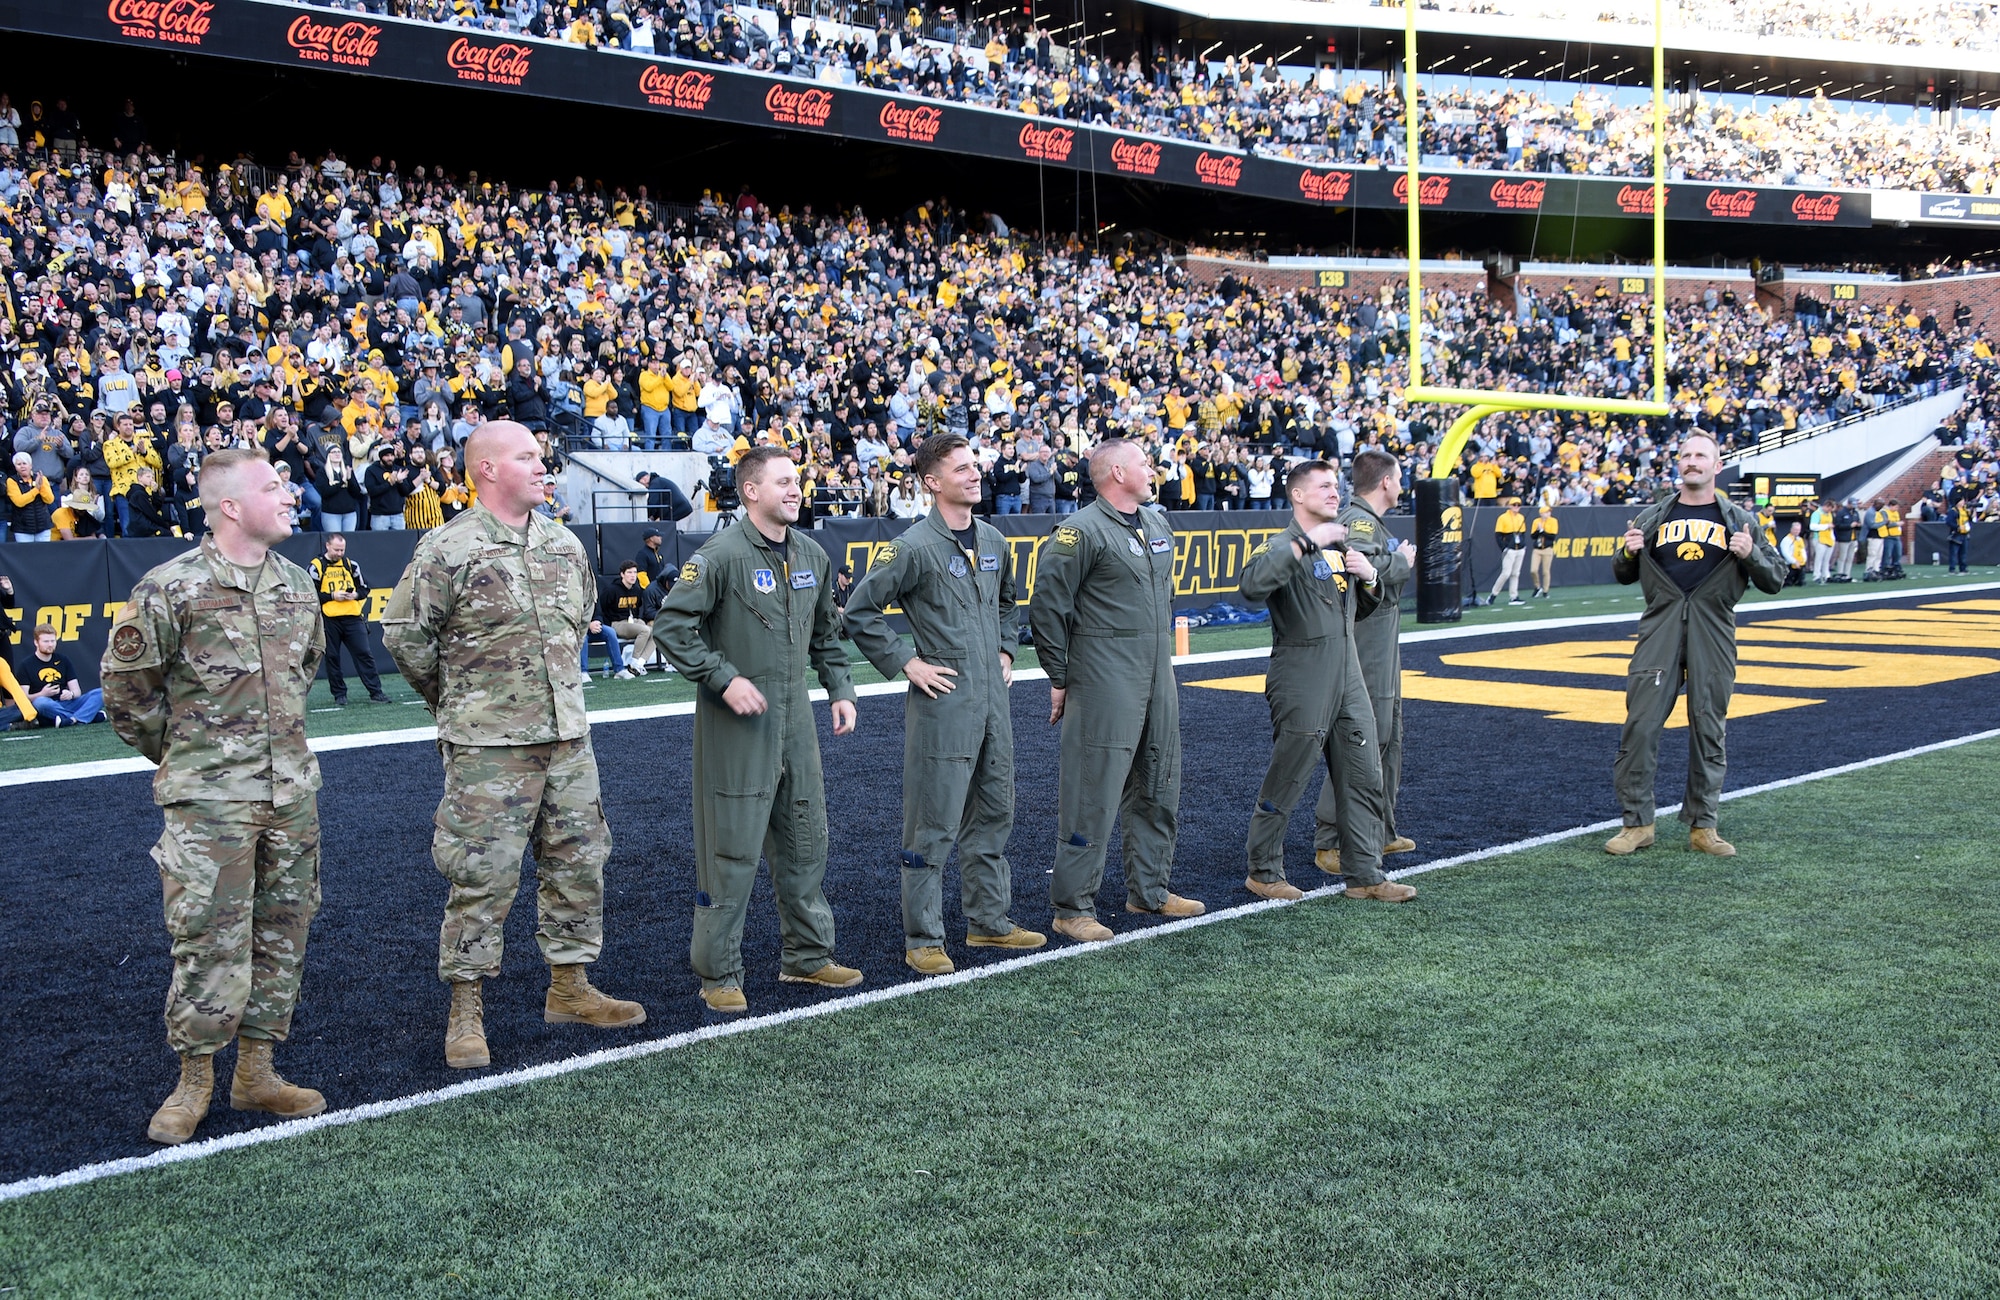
[1655, 518, 1729, 550]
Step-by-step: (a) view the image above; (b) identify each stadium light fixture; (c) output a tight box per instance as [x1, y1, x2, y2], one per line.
[1402, 0, 1669, 480]
[1278, 45, 1302, 61]
[1466, 57, 1492, 71]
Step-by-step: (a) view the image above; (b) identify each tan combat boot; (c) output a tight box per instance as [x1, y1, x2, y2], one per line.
[446, 978, 490, 1069]
[1244, 876, 1305, 901]
[147, 1051, 214, 1145]
[1345, 880, 1417, 903]
[700, 985, 748, 1015]
[230, 1038, 326, 1118]
[1604, 824, 1657, 856]
[967, 925, 1047, 949]
[1314, 848, 1342, 875]
[1383, 837, 1417, 855]
[1689, 827, 1738, 857]
[546, 964, 648, 1027]
[779, 962, 864, 988]
[905, 947, 955, 976]
[1052, 915, 1113, 943]
[1127, 893, 1206, 917]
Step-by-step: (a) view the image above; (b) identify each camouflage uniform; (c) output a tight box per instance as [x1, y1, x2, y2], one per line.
[100, 535, 325, 1056]
[382, 504, 609, 983]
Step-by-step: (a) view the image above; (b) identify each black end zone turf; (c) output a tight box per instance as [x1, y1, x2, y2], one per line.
[1, 591, 1989, 1179]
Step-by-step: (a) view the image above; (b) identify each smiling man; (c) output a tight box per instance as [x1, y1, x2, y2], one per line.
[101, 448, 328, 1145]
[1608, 432, 1786, 858]
[653, 444, 862, 1014]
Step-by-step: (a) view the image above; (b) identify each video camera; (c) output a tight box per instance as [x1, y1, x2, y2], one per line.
[707, 455, 740, 511]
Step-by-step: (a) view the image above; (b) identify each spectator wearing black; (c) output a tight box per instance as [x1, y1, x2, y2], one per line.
[122, 465, 177, 538]
[506, 356, 550, 431]
[634, 470, 695, 524]
[1831, 498, 1862, 581]
[310, 534, 391, 705]
[364, 443, 410, 530]
[598, 561, 660, 674]
[635, 527, 671, 588]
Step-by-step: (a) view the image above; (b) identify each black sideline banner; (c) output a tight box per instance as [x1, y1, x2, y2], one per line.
[3, 0, 1869, 226]
[8, 512, 1985, 687]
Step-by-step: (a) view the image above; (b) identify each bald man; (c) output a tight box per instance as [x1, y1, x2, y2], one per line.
[1030, 440, 1202, 941]
[102, 448, 329, 1144]
[384, 421, 644, 1070]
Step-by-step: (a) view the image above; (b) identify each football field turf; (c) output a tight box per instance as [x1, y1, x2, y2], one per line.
[0, 732, 1995, 1296]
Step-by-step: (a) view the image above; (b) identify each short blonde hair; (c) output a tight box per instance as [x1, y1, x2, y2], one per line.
[198, 447, 271, 512]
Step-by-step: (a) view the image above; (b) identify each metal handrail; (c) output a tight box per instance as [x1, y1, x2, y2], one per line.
[1720, 376, 1961, 464]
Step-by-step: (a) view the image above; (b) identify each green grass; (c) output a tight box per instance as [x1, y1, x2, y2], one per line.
[3, 738, 1996, 1296]
[6, 566, 1994, 774]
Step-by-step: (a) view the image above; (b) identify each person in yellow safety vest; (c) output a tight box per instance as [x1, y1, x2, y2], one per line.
[1780, 521, 1808, 586]
[1881, 499, 1904, 576]
[1807, 498, 1835, 583]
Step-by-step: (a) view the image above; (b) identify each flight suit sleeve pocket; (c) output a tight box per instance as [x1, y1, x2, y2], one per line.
[152, 822, 220, 940]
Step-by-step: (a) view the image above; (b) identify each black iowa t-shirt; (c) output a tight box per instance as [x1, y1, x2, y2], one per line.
[1652, 500, 1730, 593]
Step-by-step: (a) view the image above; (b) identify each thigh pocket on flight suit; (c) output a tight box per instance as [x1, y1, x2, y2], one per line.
[916, 752, 974, 831]
[152, 820, 220, 940]
[710, 789, 772, 865]
[1625, 667, 1674, 725]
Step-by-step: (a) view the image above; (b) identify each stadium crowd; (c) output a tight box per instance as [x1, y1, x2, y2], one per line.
[1416, 0, 2000, 55]
[1, 115, 1995, 544]
[271, 0, 1995, 194]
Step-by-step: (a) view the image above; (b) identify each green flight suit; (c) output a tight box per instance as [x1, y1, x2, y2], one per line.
[1239, 521, 1390, 887]
[653, 522, 857, 990]
[843, 512, 1021, 948]
[1314, 499, 1413, 853]
[1613, 493, 1786, 830]
[1030, 498, 1181, 918]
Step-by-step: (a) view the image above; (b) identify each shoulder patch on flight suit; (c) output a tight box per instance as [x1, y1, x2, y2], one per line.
[111, 623, 148, 662]
[876, 543, 898, 564]
[1053, 526, 1081, 548]
[1249, 541, 1270, 558]
[680, 560, 702, 585]
[1350, 519, 1375, 536]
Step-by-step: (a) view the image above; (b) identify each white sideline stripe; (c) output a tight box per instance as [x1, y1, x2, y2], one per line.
[3, 580, 1993, 791]
[4, 723, 1997, 1205]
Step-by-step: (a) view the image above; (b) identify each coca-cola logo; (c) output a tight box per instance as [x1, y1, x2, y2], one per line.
[1298, 169, 1354, 203]
[1194, 152, 1243, 189]
[765, 84, 834, 127]
[639, 66, 715, 111]
[107, 0, 212, 45]
[1489, 178, 1546, 211]
[1790, 192, 1843, 223]
[1704, 188, 1759, 220]
[1392, 174, 1452, 207]
[1615, 183, 1660, 215]
[1110, 137, 1162, 176]
[1017, 122, 1075, 162]
[287, 15, 381, 67]
[878, 101, 943, 143]
[447, 36, 532, 85]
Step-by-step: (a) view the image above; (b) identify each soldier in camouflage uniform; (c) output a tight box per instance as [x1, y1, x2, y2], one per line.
[382, 422, 644, 1069]
[101, 449, 331, 1145]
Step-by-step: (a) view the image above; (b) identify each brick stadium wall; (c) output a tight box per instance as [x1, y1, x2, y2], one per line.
[1182, 256, 1489, 300]
[1776, 272, 2000, 333]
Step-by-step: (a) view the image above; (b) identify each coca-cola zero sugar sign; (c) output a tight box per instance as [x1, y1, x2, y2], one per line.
[107, 0, 212, 45]
[639, 66, 714, 111]
[1615, 184, 1661, 216]
[1109, 138, 1162, 176]
[1393, 174, 1452, 207]
[447, 37, 531, 86]
[879, 101, 943, 143]
[1704, 189, 1759, 220]
[1298, 169, 1354, 203]
[1489, 178, 1546, 211]
[1790, 193, 1843, 223]
[287, 15, 381, 68]
[1017, 123, 1075, 163]
[1194, 152, 1243, 189]
[765, 84, 834, 128]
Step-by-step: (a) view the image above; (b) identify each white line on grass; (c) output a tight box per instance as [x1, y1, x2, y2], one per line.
[4, 580, 1993, 790]
[5, 723, 1997, 1205]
